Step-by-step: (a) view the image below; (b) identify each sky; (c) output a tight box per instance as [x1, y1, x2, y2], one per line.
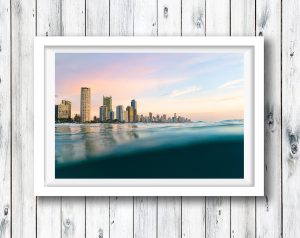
[55, 52, 244, 122]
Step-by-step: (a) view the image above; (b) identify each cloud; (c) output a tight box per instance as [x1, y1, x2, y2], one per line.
[169, 86, 201, 97]
[218, 79, 243, 90]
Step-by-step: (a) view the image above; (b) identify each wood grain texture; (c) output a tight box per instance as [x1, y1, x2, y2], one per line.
[133, 0, 157, 36]
[86, 197, 109, 238]
[86, 0, 109, 36]
[110, 0, 134, 36]
[256, 0, 282, 237]
[231, 0, 255, 36]
[282, 0, 300, 237]
[206, 0, 230, 36]
[157, 197, 181, 238]
[205, 1, 231, 237]
[37, 197, 61, 238]
[36, 0, 61, 36]
[62, 197, 85, 238]
[182, 0, 205, 35]
[230, 1, 256, 237]
[62, 0, 85, 36]
[36, 1, 62, 237]
[110, 197, 133, 238]
[206, 197, 230, 238]
[60, 1, 86, 237]
[158, 0, 181, 36]
[3, 0, 296, 237]
[182, 197, 205, 238]
[0, 0, 10, 237]
[11, 0, 36, 237]
[134, 197, 157, 238]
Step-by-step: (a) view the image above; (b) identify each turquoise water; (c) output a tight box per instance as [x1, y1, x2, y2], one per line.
[55, 120, 244, 178]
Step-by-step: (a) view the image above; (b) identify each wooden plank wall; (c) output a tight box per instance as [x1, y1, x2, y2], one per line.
[1, 0, 298, 237]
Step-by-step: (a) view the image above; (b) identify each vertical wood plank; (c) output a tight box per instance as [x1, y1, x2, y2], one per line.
[86, 197, 109, 238]
[0, 0, 11, 237]
[36, 1, 62, 238]
[37, 198, 61, 238]
[62, 0, 85, 36]
[230, 198, 255, 238]
[230, 1, 256, 238]
[109, 2, 134, 238]
[157, 1, 182, 238]
[231, 0, 255, 36]
[61, 0, 86, 238]
[85, 1, 110, 238]
[206, 197, 230, 238]
[205, 1, 231, 237]
[134, 197, 157, 238]
[182, 197, 205, 238]
[62, 197, 85, 238]
[86, 0, 109, 36]
[110, 197, 133, 238]
[206, 0, 230, 36]
[133, 0, 157, 36]
[110, 0, 134, 36]
[133, 1, 158, 238]
[158, 0, 181, 36]
[157, 197, 181, 238]
[256, 0, 282, 237]
[282, 0, 300, 237]
[36, 0, 61, 36]
[11, 0, 36, 236]
[181, 1, 206, 237]
[182, 0, 205, 36]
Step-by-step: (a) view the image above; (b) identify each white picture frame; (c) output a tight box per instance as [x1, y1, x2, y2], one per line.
[34, 36, 264, 196]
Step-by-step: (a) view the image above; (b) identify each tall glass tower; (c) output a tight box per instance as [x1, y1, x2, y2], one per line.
[131, 99, 137, 122]
[80, 87, 91, 122]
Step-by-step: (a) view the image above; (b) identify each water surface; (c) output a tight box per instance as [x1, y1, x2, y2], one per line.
[55, 121, 244, 178]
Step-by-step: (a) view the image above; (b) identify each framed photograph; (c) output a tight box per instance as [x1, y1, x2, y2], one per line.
[34, 37, 264, 196]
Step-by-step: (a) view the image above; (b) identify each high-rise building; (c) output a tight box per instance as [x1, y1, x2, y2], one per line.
[56, 100, 71, 119]
[100, 105, 107, 122]
[109, 111, 114, 121]
[131, 99, 137, 122]
[116, 105, 124, 122]
[80, 87, 91, 122]
[124, 110, 128, 123]
[149, 112, 153, 122]
[55, 105, 58, 120]
[126, 106, 134, 122]
[103, 96, 112, 118]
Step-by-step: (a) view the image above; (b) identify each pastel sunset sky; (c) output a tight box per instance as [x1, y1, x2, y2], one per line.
[55, 52, 244, 121]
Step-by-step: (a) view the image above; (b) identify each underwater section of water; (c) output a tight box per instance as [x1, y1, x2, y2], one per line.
[55, 120, 244, 179]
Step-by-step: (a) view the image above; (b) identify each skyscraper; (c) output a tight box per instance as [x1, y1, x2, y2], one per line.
[149, 112, 153, 122]
[100, 105, 107, 122]
[103, 96, 112, 118]
[116, 105, 124, 122]
[131, 99, 137, 122]
[109, 111, 114, 121]
[56, 100, 71, 119]
[80, 87, 91, 122]
[126, 106, 134, 123]
[124, 110, 128, 123]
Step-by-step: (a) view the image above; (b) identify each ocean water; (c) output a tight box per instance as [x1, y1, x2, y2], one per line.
[55, 120, 244, 179]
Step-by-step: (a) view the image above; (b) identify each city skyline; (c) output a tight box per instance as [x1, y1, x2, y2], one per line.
[56, 91, 192, 123]
[56, 52, 244, 121]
